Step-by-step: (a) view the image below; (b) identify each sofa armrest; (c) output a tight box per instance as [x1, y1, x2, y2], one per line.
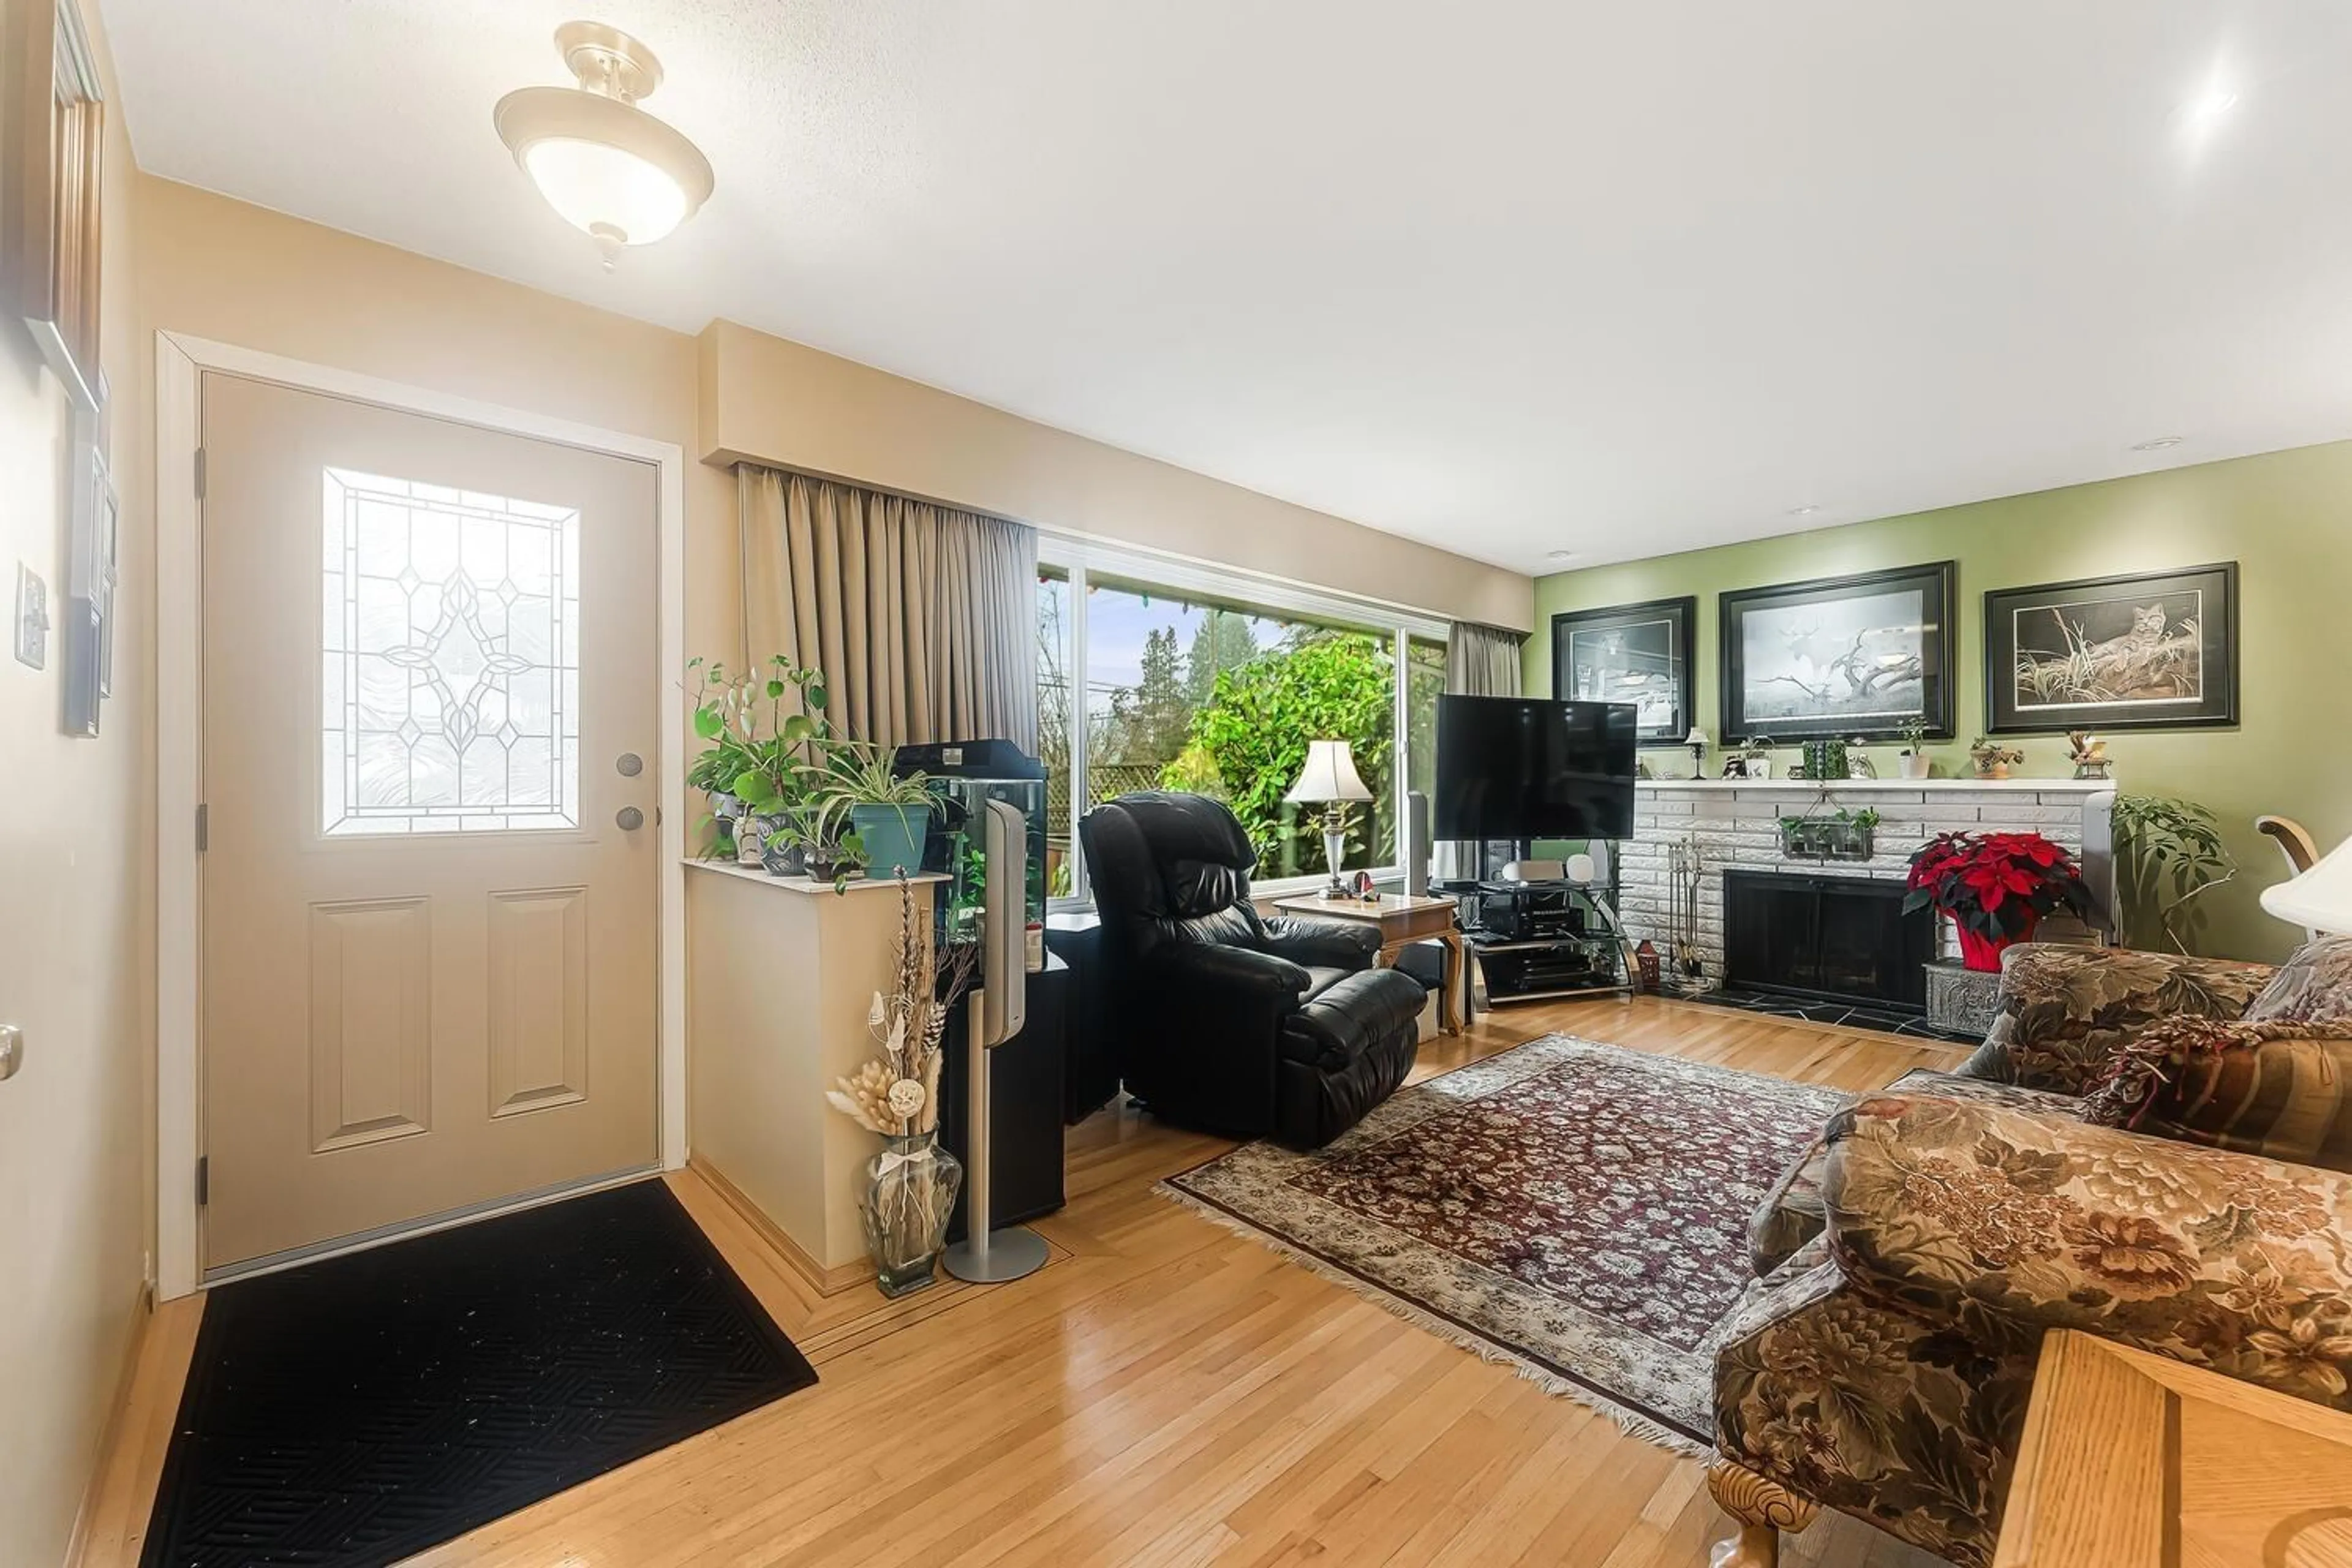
[1956, 943, 2276, 1092]
[1262, 916, 1381, 968]
[1822, 1092, 2352, 1407]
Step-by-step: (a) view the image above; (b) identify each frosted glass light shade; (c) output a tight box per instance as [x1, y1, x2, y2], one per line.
[1286, 739, 1374, 804]
[494, 83, 714, 251]
[2264, 839, 2352, 935]
[522, 137, 690, 246]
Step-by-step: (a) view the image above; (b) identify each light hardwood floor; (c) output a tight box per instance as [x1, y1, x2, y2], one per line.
[75, 997, 1957, 1567]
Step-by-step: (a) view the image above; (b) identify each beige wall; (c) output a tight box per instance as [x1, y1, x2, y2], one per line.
[700, 317, 1533, 633]
[0, 8, 151, 1563]
[0, 172, 1520, 1556]
[137, 177, 744, 676]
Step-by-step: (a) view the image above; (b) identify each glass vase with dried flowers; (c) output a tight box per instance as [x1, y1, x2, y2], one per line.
[825, 874, 978, 1296]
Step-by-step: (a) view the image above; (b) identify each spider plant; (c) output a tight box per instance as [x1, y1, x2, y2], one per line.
[801, 741, 937, 847]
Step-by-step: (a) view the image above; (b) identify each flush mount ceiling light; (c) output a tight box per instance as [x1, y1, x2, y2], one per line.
[494, 21, 714, 266]
[2131, 435, 2186, 451]
[1785, 504, 1823, 516]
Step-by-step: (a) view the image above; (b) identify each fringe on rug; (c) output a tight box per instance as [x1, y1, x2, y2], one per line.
[1154, 1179, 1714, 1462]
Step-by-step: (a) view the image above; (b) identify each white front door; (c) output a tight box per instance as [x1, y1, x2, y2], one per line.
[198, 372, 660, 1273]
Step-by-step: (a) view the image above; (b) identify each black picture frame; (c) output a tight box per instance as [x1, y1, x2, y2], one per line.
[1550, 595, 1697, 746]
[1984, 562, 2239, 733]
[1719, 561, 1956, 743]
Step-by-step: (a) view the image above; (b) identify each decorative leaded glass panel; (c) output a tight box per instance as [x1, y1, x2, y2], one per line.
[322, 469, 581, 835]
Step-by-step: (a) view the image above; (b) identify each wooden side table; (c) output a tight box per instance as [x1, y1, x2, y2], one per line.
[1995, 1329, 2352, 1566]
[1272, 893, 1468, 1036]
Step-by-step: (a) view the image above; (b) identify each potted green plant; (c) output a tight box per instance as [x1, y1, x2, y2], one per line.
[2110, 794, 2236, 954]
[805, 740, 939, 878]
[1894, 717, 1931, 780]
[1969, 736, 2024, 780]
[1739, 734, 1777, 780]
[689, 655, 832, 869]
[767, 800, 869, 890]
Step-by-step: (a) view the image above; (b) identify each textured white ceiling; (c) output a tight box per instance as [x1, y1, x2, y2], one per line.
[100, 0, 2352, 573]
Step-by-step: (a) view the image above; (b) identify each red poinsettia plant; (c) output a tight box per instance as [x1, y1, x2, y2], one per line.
[1904, 830, 2098, 971]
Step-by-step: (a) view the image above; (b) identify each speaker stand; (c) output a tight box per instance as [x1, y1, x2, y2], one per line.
[943, 989, 1047, 1283]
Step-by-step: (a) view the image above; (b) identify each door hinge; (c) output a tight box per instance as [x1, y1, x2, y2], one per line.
[195, 802, 209, 852]
[193, 447, 206, 500]
[195, 1155, 209, 1207]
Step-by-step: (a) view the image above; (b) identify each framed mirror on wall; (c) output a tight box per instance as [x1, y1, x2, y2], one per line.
[1719, 561, 1957, 743]
[1550, 595, 1697, 745]
[3, 0, 107, 413]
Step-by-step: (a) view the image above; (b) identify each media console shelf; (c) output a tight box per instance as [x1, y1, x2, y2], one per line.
[1441, 877, 1632, 1005]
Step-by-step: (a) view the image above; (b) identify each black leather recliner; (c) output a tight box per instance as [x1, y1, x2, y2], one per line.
[1079, 792, 1425, 1149]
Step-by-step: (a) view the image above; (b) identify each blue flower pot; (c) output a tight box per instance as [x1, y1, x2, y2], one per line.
[851, 803, 933, 878]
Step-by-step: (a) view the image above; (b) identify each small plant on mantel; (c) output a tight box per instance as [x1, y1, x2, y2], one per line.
[1968, 736, 2025, 780]
[1894, 717, 1932, 779]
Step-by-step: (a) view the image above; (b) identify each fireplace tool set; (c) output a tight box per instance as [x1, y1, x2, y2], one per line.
[1664, 831, 1715, 995]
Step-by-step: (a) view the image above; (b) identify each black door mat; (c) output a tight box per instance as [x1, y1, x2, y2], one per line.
[143, 1179, 817, 1567]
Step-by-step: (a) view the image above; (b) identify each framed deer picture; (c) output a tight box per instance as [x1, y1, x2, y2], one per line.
[1985, 563, 2239, 733]
[1719, 561, 1957, 744]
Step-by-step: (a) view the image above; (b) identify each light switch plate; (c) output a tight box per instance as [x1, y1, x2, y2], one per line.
[14, 564, 49, 670]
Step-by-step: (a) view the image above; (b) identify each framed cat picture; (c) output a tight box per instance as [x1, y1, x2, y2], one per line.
[1984, 563, 2239, 733]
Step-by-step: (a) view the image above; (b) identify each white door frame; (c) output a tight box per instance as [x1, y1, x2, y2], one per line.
[154, 331, 688, 1300]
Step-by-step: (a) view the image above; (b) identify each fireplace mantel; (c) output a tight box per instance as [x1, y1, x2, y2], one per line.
[1610, 778, 2116, 984]
[1636, 776, 2115, 795]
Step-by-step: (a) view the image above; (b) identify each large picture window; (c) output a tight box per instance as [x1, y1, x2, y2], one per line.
[1036, 544, 1446, 903]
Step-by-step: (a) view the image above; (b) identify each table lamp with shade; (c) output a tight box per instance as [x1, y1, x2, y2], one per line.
[1287, 739, 1376, 896]
[2263, 835, 2352, 939]
[1685, 727, 1710, 780]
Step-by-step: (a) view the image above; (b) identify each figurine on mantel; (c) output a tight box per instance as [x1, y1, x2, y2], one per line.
[2068, 731, 2113, 780]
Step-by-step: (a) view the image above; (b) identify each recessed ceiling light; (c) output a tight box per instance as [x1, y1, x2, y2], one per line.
[1785, 505, 1822, 516]
[496, 22, 716, 268]
[2130, 435, 2185, 451]
[1545, 550, 1581, 563]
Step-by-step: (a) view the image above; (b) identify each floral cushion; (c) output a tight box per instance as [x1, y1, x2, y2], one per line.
[1745, 1068, 2076, 1277]
[1824, 1095, 2352, 1406]
[1716, 1246, 2036, 1568]
[1717, 1090, 2352, 1568]
[1958, 944, 2275, 1093]
[2076, 1013, 2352, 1170]
[2247, 935, 2352, 1026]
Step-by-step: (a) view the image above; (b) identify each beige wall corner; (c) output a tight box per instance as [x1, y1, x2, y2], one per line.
[1, 2, 153, 1562]
[697, 318, 1534, 632]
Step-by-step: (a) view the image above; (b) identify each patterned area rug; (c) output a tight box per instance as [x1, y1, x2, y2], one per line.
[1162, 1035, 1844, 1452]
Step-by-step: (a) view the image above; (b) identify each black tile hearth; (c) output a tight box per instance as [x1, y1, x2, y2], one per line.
[1687, 985, 1969, 1041]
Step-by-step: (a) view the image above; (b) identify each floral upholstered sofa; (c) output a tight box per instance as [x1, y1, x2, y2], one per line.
[1704, 937, 2352, 1568]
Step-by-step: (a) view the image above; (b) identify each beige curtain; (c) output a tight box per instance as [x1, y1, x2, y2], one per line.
[1447, 622, 1525, 699]
[1434, 622, 1529, 881]
[740, 466, 1039, 752]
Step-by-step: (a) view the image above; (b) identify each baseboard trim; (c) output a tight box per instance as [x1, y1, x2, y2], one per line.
[64, 1282, 159, 1568]
[689, 1155, 875, 1297]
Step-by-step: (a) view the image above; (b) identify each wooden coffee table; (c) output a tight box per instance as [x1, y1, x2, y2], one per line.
[1994, 1328, 2352, 1566]
[1272, 892, 1467, 1036]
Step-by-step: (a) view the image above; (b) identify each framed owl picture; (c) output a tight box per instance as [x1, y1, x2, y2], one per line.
[1984, 563, 2239, 733]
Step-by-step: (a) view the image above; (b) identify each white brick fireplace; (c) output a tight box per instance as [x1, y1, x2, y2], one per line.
[1607, 778, 2117, 984]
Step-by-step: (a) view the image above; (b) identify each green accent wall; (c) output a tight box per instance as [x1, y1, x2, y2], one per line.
[1529, 440, 2352, 963]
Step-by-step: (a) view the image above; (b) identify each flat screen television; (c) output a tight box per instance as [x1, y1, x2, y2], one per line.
[1434, 695, 1637, 840]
